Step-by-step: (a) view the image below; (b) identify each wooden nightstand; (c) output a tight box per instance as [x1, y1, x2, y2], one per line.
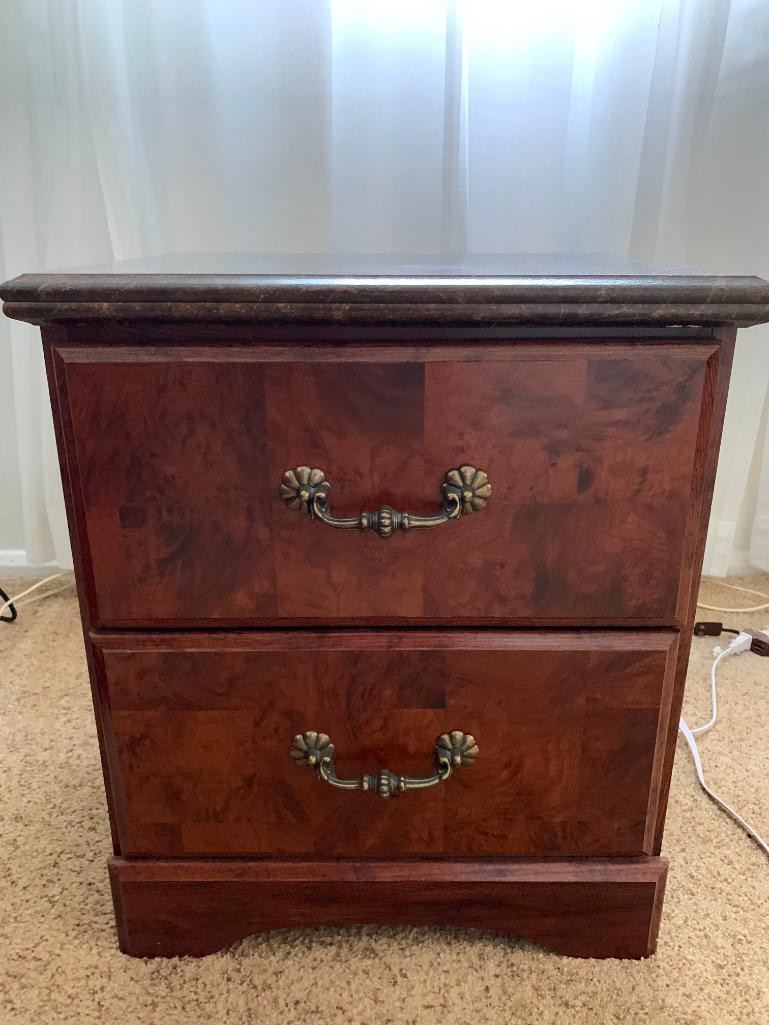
[3, 254, 767, 958]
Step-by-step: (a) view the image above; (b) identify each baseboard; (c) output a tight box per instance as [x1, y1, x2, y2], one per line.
[0, 549, 33, 569]
[0, 550, 64, 577]
[703, 533, 758, 578]
[721, 548, 757, 577]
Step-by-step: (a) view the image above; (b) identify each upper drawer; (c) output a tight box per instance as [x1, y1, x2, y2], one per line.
[52, 341, 714, 627]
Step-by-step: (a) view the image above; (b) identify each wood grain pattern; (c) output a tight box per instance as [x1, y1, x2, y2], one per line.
[16, 274, 748, 961]
[42, 332, 123, 854]
[652, 327, 737, 851]
[55, 342, 711, 627]
[93, 630, 678, 859]
[108, 855, 669, 959]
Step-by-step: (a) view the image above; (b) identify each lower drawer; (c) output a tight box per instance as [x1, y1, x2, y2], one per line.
[93, 630, 678, 859]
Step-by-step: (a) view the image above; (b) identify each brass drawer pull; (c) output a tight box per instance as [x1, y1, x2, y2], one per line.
[279, 465, 492, 540]
[289, 730, 479, 799]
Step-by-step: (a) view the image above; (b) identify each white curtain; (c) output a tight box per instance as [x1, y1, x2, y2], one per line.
[1, 0, 768, 574]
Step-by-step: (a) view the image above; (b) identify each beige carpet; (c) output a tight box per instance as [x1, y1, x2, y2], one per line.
[1, 575, 768, 1025]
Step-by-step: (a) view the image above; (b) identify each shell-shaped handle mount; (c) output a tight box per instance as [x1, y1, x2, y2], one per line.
[289, 730, 479, 799]
[279, 465, 491, 540]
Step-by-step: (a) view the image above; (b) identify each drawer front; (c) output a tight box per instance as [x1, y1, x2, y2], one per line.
[94, 631, 677, 859]
[56, 343, 711, 627]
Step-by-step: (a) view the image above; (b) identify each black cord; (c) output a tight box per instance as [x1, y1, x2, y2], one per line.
[693, 620, 739, 637]
[0, 585, 18, 624]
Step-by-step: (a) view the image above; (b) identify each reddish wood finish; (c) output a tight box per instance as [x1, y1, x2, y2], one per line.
[42, 335, 122, 854]
[652, 327, 736, 850]
[92, 630, 678, 859]
[7, 260, 749, 961]
[108, 856, 669, 959]
[53, 342, 712, 627]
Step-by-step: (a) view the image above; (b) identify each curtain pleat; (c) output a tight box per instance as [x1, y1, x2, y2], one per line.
[1, 0, 767, 572]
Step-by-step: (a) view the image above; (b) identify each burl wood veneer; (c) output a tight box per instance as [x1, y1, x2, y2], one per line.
[59, 348, 706, 626]
[94, 631, 678, 858]
[3, 254, 768, 959]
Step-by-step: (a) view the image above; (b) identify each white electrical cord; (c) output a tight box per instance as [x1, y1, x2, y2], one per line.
[679, 631, 769, 857]
[13, 580, 75, 609]
[690, 642, 742, 737]
[0, 573, 73, 618]
[697, 579, 769, 614]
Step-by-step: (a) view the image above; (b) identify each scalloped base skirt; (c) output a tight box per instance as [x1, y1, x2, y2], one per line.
[108, 856, 668, 959]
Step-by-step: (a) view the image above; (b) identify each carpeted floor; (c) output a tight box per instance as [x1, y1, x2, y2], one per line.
[1, 575, 768, 1025]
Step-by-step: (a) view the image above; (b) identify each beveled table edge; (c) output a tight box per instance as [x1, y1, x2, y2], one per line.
[4, 299, 769, 327]
[2, 272, 769, 327]
[3, 271, 769, 302]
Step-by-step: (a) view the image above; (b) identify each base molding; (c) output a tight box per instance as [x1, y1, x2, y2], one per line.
[108, 855, 668, 959]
